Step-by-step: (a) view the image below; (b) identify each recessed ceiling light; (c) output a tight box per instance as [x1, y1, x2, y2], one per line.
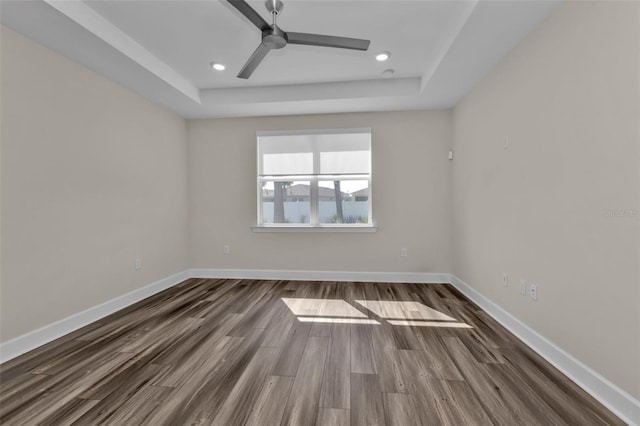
[375, 51, 390, 62]
[211, 62, 226, 71]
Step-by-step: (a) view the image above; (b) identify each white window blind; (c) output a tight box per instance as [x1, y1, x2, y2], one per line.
[258, 131, 371, 177]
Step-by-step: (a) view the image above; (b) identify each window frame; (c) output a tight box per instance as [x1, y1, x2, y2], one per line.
[254, 128, 375, 231]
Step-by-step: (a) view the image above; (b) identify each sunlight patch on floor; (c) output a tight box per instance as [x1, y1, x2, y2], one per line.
[297, 317, 380, 325]
[354, 300, 456, 321]
[281, 297, 471, 328]
[387, 320, 472, 328]
[281, 298, 368, 318]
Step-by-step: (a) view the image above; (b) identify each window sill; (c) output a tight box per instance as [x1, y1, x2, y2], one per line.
[251, 225, 378, 233]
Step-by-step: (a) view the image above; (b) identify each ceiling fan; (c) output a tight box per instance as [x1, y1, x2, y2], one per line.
[227, 0, 371, 79]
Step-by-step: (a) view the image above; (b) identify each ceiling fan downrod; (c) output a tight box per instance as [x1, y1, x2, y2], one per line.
[266, 0, 283, 22]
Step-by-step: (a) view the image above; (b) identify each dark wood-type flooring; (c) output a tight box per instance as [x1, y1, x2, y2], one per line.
[0, 279, 625, 425]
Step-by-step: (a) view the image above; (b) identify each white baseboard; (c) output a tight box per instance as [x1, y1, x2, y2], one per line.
[449, 274, 640, 426]
[1, 268, 636, 425]
[191, 268, 638, 424]
[0, 270, 190, 364]
[189, 268, 450, 284]
[0, 268, 442, 364]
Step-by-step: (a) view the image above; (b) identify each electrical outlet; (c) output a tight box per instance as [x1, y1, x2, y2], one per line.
[530, 284, 538, 301]
[519, 279, 526, 295]
[135, 257, 141, 270]
[502, 273, 508, 287]
[401, 248, 408, 257]
[223, 245, 230, 255]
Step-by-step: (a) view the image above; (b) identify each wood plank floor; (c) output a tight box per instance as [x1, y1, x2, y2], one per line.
[0, 279, 625, 425]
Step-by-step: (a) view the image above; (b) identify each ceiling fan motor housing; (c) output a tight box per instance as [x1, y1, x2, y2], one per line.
[262, 26, 288, 49]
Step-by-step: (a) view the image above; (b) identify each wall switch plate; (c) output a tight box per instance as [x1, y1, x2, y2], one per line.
[503, 273, 508, 287]
[530, 284, 538, 301]
[223, 245, 230, 255]
[401, 248, 408, 257]
[519, 279, 526, 295]
[135, 258, 141, 270]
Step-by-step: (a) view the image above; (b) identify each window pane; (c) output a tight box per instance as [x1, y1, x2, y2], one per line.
[318, 180, 369, 224]
[261, 181, 310, 224]
[257, 129, 372, 227]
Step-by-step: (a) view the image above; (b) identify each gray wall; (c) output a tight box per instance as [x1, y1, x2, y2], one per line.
[188, 111, 452, 274]
[451, 1, 639, 399]
[1, 27, 189, 340]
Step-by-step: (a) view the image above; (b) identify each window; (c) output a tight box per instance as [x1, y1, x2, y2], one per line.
[256, 128, 373, 230]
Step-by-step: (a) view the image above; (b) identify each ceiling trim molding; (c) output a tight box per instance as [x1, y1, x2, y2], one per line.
[43, 0, 201, 104]
[1, 0, 560, 118]
[419, 0, 478, 92]
[201, 78, 421, 105]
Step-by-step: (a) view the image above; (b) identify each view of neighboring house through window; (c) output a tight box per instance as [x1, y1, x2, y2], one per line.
[257, 129, 372, 227]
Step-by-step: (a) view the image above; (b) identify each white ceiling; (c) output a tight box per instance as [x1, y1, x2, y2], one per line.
[1, 0, 561, 119]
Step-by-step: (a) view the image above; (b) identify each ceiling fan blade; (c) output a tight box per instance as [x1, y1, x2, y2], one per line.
[227, 0, 270, 31]
[287, 32, 370, 51]
[237, 43, 271, 79]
